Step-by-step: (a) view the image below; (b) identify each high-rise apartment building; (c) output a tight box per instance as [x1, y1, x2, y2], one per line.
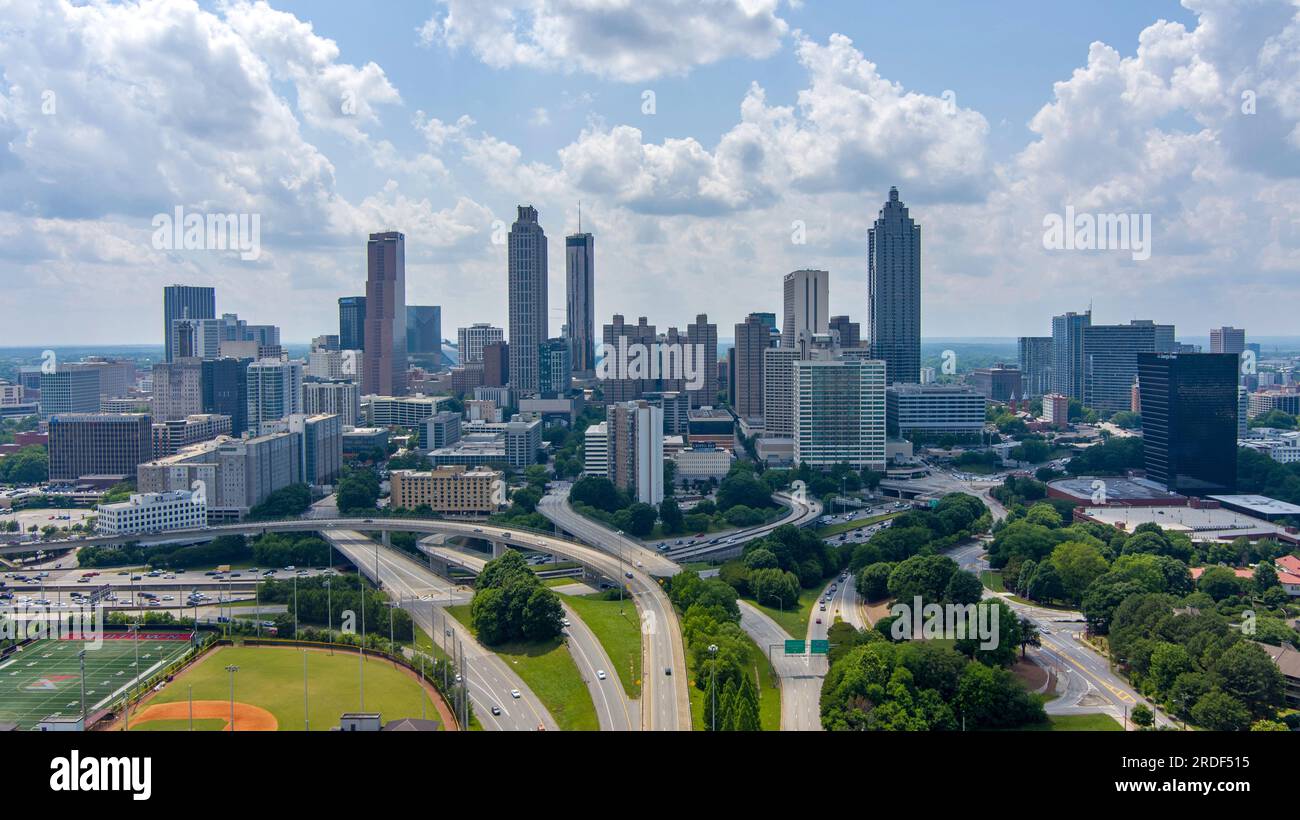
[302, 381, 361, 427]
[686, 314, 718, 407]
[565, 229, 595, 376]
[794, 358, 886, 469]
[1018, 336, 1054, 397]
[151, 359, 203, 422]
[508, 206, 548, 396]
[606, 400, 664, 505]
[247, 358, 303, 435]
[163, 285, 215, 362]
[458, 324, 504, 365]
[867, 187, 921, 384]
[601, 315, 656, 403]
[734, 313, 773, 420]
[1051, 310, 1092, 399]
[338, 296, 366, 352]
[1138, 352, 1238, 496]
[362, 231, 407, 396]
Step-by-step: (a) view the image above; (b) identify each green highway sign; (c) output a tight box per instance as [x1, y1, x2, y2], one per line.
[810, 640, 829, 655]
[784, 640, 806, 655]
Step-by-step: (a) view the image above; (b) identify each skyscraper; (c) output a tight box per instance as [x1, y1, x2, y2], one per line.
[1210, 326, 1246, 355]
[1051, 310, 1092, 399]
[163, 285, 216, 362]
[606, 400, 664, 505]
[362, 231, 407, 396]
[601, 315, 656, 403]
[793, 358, 886, 469]
[458, 323, 504, 365]
[1138, 352, 1238, 496]
[201, 357, 251, 436]
[151, 359, 204, 421]
[406, 306, 442, 361]
[782, 269, 829, 350]
[247, 358, 304, 435]
[1083, 320, 1175, 414]
[734, 313, 771, 420]
[1017, 336, 1054, 397]
[829, 315, 862, 350]
[565, 228, 595, 376]
[539, 338, 572, 398]
[686, 314, 718, 407]
[508, 205, 549, 396]
[867, 187, 921, 385]
[339, 296, 366, 352]
[38, 368, 101, 418]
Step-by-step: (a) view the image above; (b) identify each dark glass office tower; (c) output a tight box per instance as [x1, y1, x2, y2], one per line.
[1138, 352, 1238, 496]
[202, 357, 251, 437]
[406, 305, 442, 360]
[339, 295, 367, 352]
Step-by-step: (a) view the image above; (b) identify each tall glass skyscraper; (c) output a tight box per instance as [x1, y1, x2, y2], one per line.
[508, 206, 548, 396]
[362, 232, 407, 396]
[565, 229, 595, 376]
[163, 284, 215, 362]
[406, 305, 442, 360]
[867, 187, 921, 385]
[1051, 310, 1091, 399]
[338, 296, 366, 352]
[1138, 352, 1238, 496]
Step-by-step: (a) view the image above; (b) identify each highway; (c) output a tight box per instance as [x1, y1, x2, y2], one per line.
[324, 530, 559, 732]
[665, 491, 823, 562]
[560, 600, 640, 731]
[537, 490, 690, 731]
[413, 541, 637, 730]
[737, 601, 824, 731]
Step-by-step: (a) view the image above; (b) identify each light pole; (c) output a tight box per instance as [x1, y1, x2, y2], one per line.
[78, 649, 87, 727]
[324, 578, 332, 651]
[293, 572, 298, 638]
[225, 664, 239, 731]
[708, 643, 719, 732]
[302, 649, 309, 731]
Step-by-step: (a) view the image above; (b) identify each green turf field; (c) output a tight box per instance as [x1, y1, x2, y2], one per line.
[0, 632, 194, 729]
[130, 644, 439, 731]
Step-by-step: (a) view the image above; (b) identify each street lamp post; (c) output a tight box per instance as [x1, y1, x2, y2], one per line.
[325, 579, 332, 651]
[78, 650, 87, 727]
[302, 650, 309, 731]
[225, 664, 239, 731]
[708, 644, 719, 732]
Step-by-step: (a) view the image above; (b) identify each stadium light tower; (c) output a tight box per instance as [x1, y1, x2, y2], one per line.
[225, 664, 239, 731]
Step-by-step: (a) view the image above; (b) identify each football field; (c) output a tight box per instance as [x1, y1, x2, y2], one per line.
[0, 632, 193, 729]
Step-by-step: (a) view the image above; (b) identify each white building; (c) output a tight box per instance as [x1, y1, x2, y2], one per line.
[793, 358, 886, 469]
[303, 381, 361, 427]
[365, 395, 449, 427]
[672, 443, 733, 482]
[583, 421, 608, 476]
[457, 323, 504, 364]
[247, 358, 304, 435]
[96, 490, 207, 535]
[1241, 430, 1300, 464]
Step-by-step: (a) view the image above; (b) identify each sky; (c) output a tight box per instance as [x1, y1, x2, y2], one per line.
[0, 0, 1297, 345]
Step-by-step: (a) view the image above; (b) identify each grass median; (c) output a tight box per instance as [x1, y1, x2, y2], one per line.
[743, 586, 823, 640]
[560, 592, 642, 699]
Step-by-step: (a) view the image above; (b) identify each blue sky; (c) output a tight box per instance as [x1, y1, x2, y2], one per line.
[0, 0, 1296, 345]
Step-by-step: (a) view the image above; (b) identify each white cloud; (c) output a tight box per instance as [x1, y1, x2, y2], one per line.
[418, 0, 789, 82]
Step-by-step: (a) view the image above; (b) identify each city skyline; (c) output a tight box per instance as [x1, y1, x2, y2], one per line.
[1, 0, 1297, 346]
